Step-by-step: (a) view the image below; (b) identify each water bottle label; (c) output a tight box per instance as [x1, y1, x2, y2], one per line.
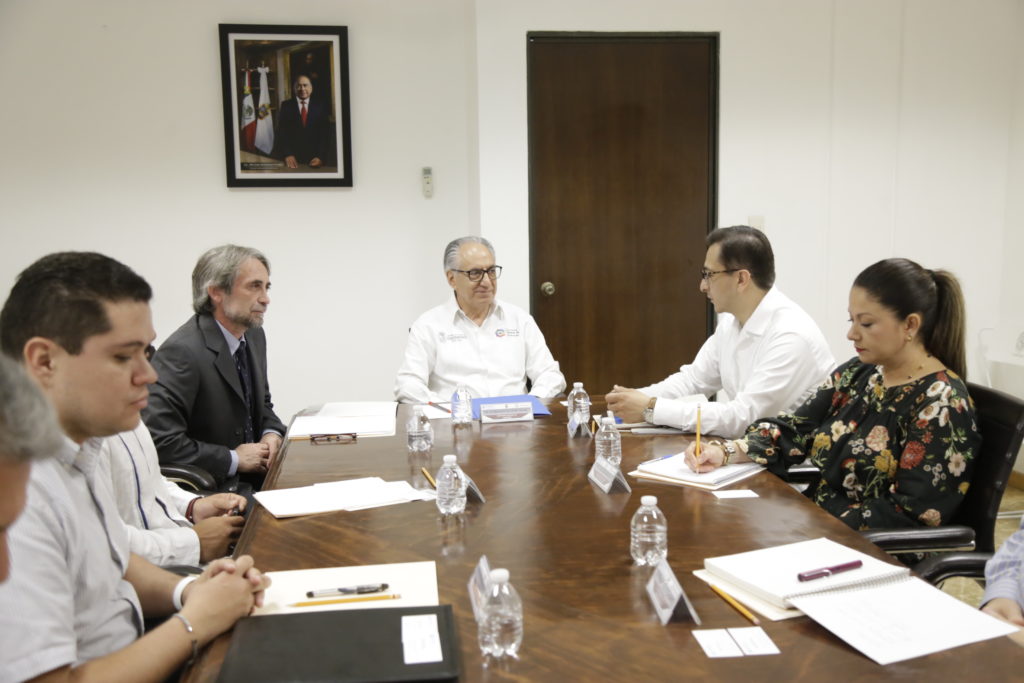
[587, 456, 632, 494]
[646, 559, 702, 626]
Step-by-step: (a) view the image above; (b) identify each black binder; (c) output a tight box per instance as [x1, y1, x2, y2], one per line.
[216, 604, 460, 682]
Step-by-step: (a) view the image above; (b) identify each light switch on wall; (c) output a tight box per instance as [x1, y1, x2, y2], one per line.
[422, 167, 433, 198]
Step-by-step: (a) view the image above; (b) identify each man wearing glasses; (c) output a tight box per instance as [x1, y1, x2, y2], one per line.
[607, 226, 834, 438]
[395, 236, 566, 403]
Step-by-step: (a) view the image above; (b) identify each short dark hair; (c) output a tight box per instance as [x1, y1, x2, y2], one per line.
[706, 225, 775, 290]
[0, 252, 152, 357]
[853, 258, 967, 378]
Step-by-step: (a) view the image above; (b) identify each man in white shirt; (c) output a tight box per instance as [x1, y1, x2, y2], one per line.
[0, 251, 269, 683]
[395, 236, 566, 403]
[607, 226, 834, 438]
[99, 422, 246, 566]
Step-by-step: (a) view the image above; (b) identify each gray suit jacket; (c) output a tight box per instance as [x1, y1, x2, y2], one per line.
[142, 313, 285, 483]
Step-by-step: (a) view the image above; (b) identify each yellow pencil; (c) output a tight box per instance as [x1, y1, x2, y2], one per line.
[290, 593, 401, 608]
[696, 406, 702, 457]
[421, 467, 437, 489]
[709, 583, 760, 625]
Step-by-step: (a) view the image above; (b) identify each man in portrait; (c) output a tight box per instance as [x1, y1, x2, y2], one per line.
[275, 74, 331, 169]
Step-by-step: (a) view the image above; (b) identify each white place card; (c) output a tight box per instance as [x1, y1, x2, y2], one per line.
[692, 629, 744, 658]
[480, 401, 534, 423]
[647, 558, 700, 626]
[587, 456, 631, 494]
[712, 489, 759, 499]
[468, 555, 492, 621]
[464, 472, 486, 503]
[727, 627, 780, 656]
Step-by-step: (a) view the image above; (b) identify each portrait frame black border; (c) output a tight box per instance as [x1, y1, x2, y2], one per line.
[218, 23, 353, 188]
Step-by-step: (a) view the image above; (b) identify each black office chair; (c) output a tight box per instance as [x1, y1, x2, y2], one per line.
[861, 382, 1024, 556]
[161, 463, 219, 494]
[915, 551, 993, 585]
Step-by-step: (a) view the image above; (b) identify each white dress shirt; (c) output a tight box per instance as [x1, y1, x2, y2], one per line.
[0, 437, 143, 681]
[395, 296, 566, 403]
[643, 287, 835, 438]
[98, 422, 201, 567]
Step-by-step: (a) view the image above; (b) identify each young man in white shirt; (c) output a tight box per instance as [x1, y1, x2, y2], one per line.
[0, 251, 270, 683]
[99, 422, 246, 566]
[395, 236, 566, 403]
[607, 226, 834, 438]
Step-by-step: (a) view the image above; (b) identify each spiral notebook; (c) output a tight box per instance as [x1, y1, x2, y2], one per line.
[703, 538, 1016, 665]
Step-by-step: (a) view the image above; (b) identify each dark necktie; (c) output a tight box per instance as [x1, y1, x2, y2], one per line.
[300, 101, 308, 126]
[234, 340, 255, 443]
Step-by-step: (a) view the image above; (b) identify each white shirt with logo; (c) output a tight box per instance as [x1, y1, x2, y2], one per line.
[395, 296, 566, 403]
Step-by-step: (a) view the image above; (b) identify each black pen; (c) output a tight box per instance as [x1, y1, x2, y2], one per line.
[797, 559, 862, 582]
[305, 583, 390, 598]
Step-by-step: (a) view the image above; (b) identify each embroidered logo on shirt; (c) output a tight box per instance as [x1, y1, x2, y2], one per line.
[439, 332, 466, 343]
[497, 328, 520, 337]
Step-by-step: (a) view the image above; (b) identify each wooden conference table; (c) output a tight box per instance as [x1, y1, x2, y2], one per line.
[186, 401, 1020, 681]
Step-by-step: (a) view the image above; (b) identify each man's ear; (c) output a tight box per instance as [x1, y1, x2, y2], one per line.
[208, 285, 224, 307]
[22, 337, 62, 388]
[735, 268, 752, 290]
[445, 271, 457, 289]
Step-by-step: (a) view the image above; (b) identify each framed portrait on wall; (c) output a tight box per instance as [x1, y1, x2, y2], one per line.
[218, 24, 352, 187]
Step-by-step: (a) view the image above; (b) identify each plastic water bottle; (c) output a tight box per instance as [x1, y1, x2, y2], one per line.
[406, 407, 434, 452]
[477, 568, 523, 658]
[451, 385, 473, 425]
[595, 416, 622, 467]
[630, 495, 668, 566]
[566, 381, 591, 429]
[435, 454, 467, 515]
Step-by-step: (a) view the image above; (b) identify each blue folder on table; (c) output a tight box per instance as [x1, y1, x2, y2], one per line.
[470, 394, 551, 419]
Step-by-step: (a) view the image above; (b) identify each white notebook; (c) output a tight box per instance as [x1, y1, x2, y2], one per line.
[703, 537, 1016, 665]
[629, 453, 763, 491]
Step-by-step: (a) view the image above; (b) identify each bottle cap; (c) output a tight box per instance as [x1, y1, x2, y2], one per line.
[489, 568, 510, 584]
[443, 454, 457, 464]
[641, 495, 657, 506]
[573, 381, 583, 388]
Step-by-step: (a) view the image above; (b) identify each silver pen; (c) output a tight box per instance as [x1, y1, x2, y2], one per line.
[305, 583, 389, 598]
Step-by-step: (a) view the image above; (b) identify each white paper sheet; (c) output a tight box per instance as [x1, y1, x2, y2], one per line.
[254, 560, 439, 616]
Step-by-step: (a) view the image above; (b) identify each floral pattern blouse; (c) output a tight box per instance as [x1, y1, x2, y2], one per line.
[744, 358, 980, 531]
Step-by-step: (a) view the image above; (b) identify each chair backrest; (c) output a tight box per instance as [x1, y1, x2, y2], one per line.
[956, 382, 1024, 553]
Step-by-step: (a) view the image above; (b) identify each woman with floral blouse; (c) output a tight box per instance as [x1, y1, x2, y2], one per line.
[685, 258, 980, 532]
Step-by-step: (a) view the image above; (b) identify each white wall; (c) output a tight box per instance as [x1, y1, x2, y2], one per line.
[0, 0, 478, 421]
[1, 0, 1022, 423]
[477, 0, 1020, 382]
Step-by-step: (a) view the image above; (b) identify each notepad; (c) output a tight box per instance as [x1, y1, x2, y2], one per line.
[702, 537, 1016, 665]
[288, 401, 398, 438]
[629, 454, 763, 491]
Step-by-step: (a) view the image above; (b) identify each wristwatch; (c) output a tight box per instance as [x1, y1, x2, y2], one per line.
[641, 397, 657, 424]
[706, 439, 735, 466]
[720, 440, 737, 466]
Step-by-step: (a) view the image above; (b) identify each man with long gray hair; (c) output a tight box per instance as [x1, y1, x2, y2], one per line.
[395, 236, 566, 403]
[143, 245, 285, 490]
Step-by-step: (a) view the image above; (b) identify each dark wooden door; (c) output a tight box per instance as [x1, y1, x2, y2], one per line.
[528, 33, 717, 394]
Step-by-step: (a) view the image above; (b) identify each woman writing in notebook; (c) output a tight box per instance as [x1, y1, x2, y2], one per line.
[685, 258, 980, 532]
